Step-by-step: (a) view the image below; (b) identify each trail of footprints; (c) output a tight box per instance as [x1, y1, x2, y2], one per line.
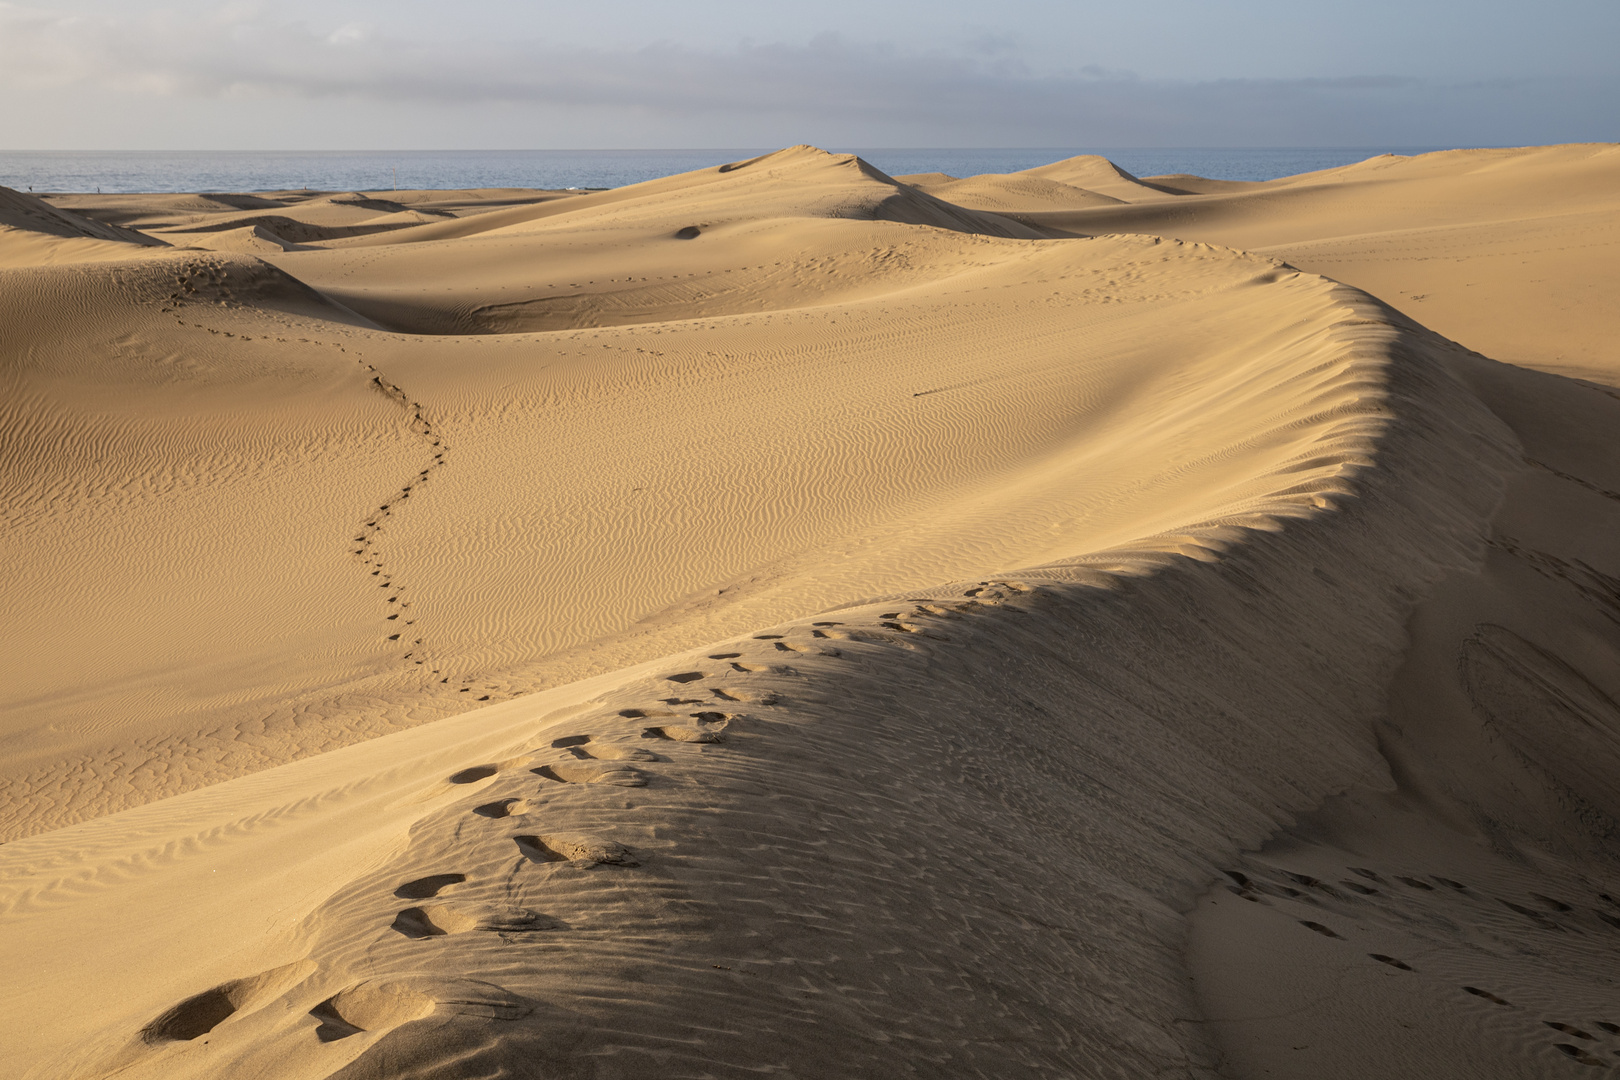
[384, 637, 787, 947]
[1221, 862, 1620, 1067]
[132, 583, 1040, 1052]
[384, 585, 1038, 946]
[154, 260, 511, 702]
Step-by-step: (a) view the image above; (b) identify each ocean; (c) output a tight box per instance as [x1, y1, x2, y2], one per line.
[0, 147, 1471, 196]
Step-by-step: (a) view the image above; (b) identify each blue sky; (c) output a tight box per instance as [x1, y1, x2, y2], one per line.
[2, 0, 1616, 148]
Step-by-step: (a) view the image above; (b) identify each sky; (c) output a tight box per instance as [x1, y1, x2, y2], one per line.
[1, 0, 1616, 149]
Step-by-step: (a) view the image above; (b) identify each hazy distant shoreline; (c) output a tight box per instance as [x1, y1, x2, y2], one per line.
[1, 145, 1473, 193]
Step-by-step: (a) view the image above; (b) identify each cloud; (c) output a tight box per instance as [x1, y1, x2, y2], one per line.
[0, 3, 1614, 146]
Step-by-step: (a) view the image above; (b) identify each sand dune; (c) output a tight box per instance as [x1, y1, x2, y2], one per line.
[2, 144, 1617, 1079]
[1022, 153, 1187, 201]
[0, 185, 168, 266]
[1001, 143, 1620, 383]
[899, 171, 1126, 212]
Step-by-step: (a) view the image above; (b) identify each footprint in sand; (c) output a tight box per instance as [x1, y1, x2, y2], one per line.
[392, 903, 557, 938]
[709, 686, 778, 704]
[140, 960, 314, 1044]
[578, 743, 659, 761]
[644, 724, 725, 743]
[534, 761, 648, 786]
[513, 833, 639, 867]
[391, 904, 481, 938]
[547, 733, 657, 761]
[617, 707, 676, 719]
[473, 798, 531, 818]
[1298, 920, 1342, 939]
[394, 873, 465, 899]
[310, 978, 529, 1042]
[1498, 898, 1561, 928]
[309, 977, 453, 1036]
[1554, 1044, 1608, 1067]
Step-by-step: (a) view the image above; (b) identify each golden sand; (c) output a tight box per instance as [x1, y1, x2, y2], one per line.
[2, 143, 1618, 1078]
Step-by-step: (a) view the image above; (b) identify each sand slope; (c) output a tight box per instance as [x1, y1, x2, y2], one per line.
[900, 171, 1126, 212]
[1, 147, 1386, 836]
[0, 185, 169, 266]
[2, 145, 1618, 1079]
[999, 144, 1620, 384]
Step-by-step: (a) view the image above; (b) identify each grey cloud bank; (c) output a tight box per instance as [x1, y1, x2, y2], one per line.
[1, 2, 1615, 149]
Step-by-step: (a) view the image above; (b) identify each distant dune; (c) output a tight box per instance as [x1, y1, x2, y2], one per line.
[2, 143, 1617, 1080]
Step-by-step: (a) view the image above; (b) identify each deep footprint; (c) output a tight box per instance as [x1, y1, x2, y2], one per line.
[391, 904, 480, 938]
[514, 833, 638, 867]
[474, 798, 531, 818]
[447, 765, 498, 784]
[1554, 1044, 1606, 1067]
[395, 873, 466, 900]
[535, 762, 648, 786]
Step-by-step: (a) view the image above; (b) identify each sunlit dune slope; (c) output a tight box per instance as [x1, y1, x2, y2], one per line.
[899, 171, 1126, 213]
[271, 146, 1040, 332]
[984, 143, 1620, 382]
[43, 188, 580, 241]
[6, 147, 1411, 840]
[1022, 154, 1187, 201]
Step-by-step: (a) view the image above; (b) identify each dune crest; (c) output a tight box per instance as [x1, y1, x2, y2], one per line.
[1020, 154, 1186, 201]
[900, 170, 1127, 212]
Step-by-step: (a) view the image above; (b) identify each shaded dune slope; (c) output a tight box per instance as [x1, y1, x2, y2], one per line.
[0, 184, 169, 266]
[0, 185, 166, 247]
[1185, 354, 1620, 1078]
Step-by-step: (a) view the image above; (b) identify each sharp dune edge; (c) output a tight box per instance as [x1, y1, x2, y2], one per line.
[1, 145, 1618, 1078]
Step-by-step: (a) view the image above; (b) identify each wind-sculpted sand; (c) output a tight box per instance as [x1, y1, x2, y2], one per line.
[1, 144, 1617, 1079]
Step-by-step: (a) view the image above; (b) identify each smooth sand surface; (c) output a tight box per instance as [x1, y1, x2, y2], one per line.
[1, 143, 1616, 1078]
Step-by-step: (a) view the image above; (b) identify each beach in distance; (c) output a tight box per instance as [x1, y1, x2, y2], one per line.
[0, 145, 1467, 195]
[2, 142, 1619, 1079]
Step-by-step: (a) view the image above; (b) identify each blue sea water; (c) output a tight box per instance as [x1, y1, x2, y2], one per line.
[0, 147, 1466, 195]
